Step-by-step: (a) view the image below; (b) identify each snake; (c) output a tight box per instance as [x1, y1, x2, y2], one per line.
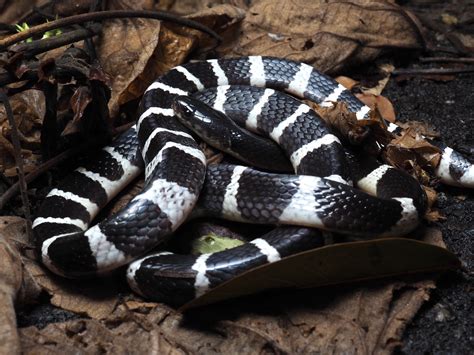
[32, 56, 474, 305]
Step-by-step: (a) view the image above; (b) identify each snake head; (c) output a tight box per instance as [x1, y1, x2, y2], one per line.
[172, 96, 233, 149]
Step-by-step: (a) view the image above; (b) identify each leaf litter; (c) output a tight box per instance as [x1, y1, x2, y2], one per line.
[0, 0, 467, 353]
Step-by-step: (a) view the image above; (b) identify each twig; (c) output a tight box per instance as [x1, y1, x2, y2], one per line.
[420, 57, 474, 64]
[445, 32, 471, 56]
[12, 23, 102, 58]
[0, 10, 221, 50]
[0, 92, 32, 241]
[0, 142, 90, 210]
[392, 67, 474, 76]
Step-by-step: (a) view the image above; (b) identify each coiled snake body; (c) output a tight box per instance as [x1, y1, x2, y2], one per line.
[33, 56, 473, 304]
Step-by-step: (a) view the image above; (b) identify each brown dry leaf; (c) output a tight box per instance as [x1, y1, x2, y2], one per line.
[0, 217, 24, 355]
[423, 186, 445, 222]
[24, 259, 122, 320]
[356, 93, 397, 123]
[315, 101, 374, 145]
[397, 120, 439, 138]
[62, 86, 93, 136]
[19, 229, 446, 354]
[226, 0, 424, 73]
[0, 0, 42, 24]
[0, 217, 41, 355]
[157, 0, 249, 14]
[0, 214, 120, 322]
[98, 2, 244, 117]
[385, 128, 441, 172]
[0, 90, 44, 175]
[96, 2, 163, 118]
[335, 75, 358, 90]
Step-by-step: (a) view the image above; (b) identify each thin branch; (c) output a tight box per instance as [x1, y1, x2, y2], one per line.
[392, 67, 474, 76]
[420, 57, 474, 64]
[12, 23, 102, 58]
[0, 10, 221, 50]
[0, 92, 32, 241]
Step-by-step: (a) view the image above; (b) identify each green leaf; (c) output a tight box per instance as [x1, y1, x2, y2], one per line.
[191, 233, 245, 254]
[180, 237, 460, 310]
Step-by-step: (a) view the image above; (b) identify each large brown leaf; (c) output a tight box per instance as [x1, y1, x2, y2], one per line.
[182, 231, 459, 309]
[225, 0, 424, 73]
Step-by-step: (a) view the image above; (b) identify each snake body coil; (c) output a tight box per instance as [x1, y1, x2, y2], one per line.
[33, 56, 473, 304]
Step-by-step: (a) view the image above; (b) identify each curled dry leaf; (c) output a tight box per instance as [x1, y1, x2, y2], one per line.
[356, 93, 397, 123]
[227, 0, 424, 73]
[315, 101, 372, 145]
[384, 127, 441, 174]
[423, 186, 445, 222]
[61, 86, 93, 136]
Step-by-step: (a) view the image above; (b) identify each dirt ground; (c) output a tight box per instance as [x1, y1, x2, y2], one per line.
[385, 73, 473, 353]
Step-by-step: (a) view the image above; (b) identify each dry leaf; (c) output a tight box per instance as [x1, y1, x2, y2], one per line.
[24, 259, 123, 320]
[226, 0, 424, 73]
[335, 76, 358, 90]
[0, 90, 44, 175]
[157, 0, 249, 14]
[385, 128, 441, 172]
[98, 3, 244, 117]
[183, 233, 459, 309]
[356, 93, 397, 123]
[0, 217, 41, 355]
[315, 101, 372, 145]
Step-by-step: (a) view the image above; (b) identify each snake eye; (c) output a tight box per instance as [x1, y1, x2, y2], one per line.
[172, 96, 193, 118]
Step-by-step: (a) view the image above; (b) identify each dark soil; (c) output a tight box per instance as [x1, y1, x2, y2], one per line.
[384, 75, 474, 354]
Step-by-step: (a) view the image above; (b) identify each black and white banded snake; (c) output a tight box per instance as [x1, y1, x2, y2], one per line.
[32, 56, 474, 305]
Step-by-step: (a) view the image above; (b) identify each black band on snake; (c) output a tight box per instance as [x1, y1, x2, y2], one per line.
[32, 56, 473, 305]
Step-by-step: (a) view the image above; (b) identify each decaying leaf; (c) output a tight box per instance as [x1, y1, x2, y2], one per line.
[226, 0, 424, 73]
[384, 127, 442, 174]
[423, 186, 445, 222]
[315, 101, 373, 145]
